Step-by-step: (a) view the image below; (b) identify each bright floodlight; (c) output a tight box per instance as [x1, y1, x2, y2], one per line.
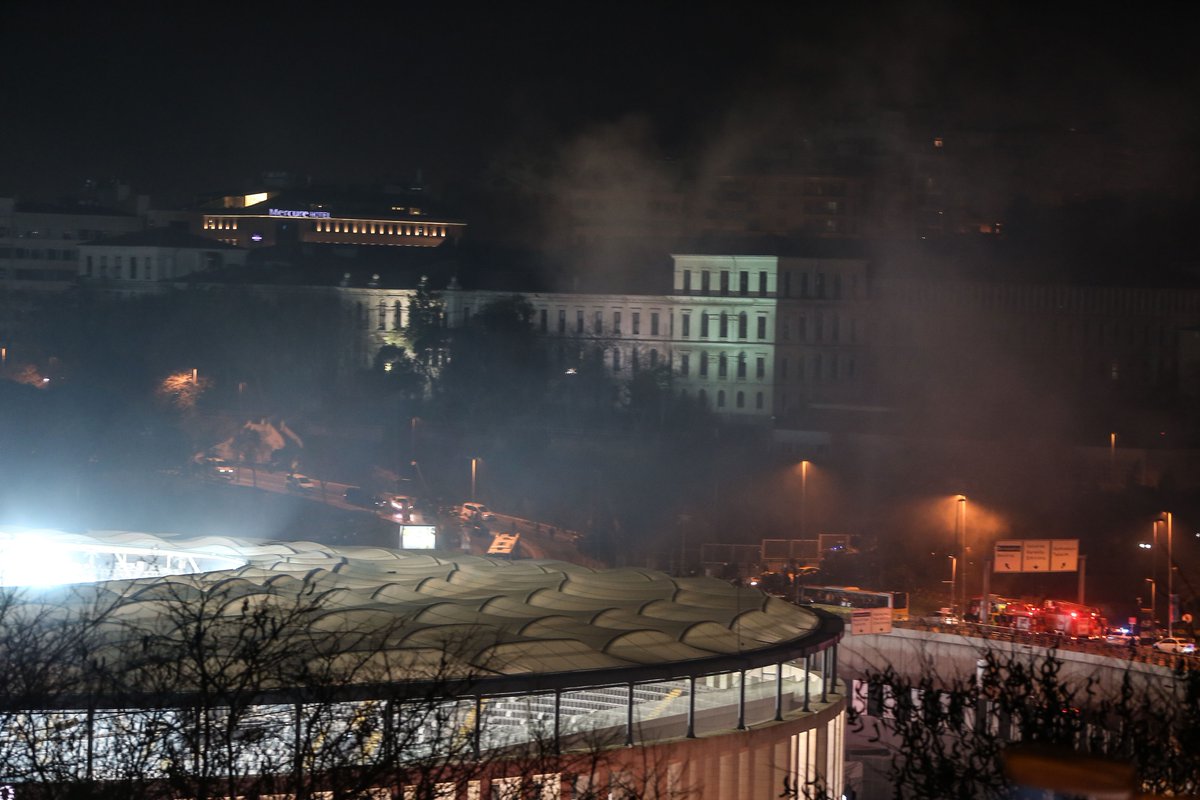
[0, 529, 246, 588]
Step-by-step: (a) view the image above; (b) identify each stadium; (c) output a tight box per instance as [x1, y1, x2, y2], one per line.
[0, 527, 847, 800]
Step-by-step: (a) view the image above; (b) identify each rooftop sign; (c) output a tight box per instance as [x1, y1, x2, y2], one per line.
[268, 208, 331, 219]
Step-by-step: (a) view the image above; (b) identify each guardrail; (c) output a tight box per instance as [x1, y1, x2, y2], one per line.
[896, 620, 1199, 670]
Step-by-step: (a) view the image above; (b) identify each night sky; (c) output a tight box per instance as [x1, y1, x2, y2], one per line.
[2, 3, 1196, 206]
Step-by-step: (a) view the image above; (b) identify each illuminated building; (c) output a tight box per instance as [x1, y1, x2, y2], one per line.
[0, 528, 847, 799]
[77, 227, 247, 284]
[191, 186, 466, 250]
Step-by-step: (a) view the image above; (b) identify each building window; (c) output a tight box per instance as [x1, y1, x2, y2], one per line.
[759, 272, 768, 296]
[719, 312, 728, 338]
[699, 352, 709, 377]
[718, 353, 728, 378]
[394, 300, 404, 330]
[378, 300, 387, 330]
[594, 311, 603, 335]
[680, 353, 690, 376]
[755, 391, 764, 409]
[558, 309, 567, 334]
[757, 316, 767, 340]
[650, 311, 659, 336]
[613, 311, 621, 334]
[739, 271, 749, 296]
[700, 313, 710, 338]
[736, 391, 745, 409]
[682, 313, 691, 338]
[539, 308, 548, 333]
[717, 390, 726, 408]
[701, 271, 711, 293]
[756, 356, 765, 379]
[632, 311, 640, 335]
[683, 270, 692, 292]
[612, 348, 621, 372]
[736, 353, 747, 379]
[719, 271, 729, 296]
[737, 312, 748, 339]
[576, 310, 584, 334]
[631, 347, 639, 372]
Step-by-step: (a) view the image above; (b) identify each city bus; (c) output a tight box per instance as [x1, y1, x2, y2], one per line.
[795, 585, 910, 622]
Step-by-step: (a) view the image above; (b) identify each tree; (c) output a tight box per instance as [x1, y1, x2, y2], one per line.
[403, 276, 449, 387]
[844, 644, 1200, 799]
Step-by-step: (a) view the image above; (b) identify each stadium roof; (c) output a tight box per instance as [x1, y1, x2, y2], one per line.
[1, 529, 842, 704]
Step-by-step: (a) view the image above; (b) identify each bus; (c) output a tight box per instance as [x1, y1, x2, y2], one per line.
[795, 585, 910, 622]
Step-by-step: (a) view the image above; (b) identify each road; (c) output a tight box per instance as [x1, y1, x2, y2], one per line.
[203, 465, 597, 564]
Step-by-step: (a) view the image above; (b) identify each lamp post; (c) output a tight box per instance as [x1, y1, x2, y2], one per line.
[471, 457, 479, 501]
[956, 495, 968, 618]
[946, 556, 957, 609]
[1145, 578, 1157, 627]
[1164, 511, 1174, 637]
[799, 460, 810, 538]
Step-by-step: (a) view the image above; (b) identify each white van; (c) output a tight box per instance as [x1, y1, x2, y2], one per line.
[459, 502, 495, 522]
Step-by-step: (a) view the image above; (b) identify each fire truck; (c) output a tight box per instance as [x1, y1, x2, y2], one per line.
[970, 596, 1106, 639]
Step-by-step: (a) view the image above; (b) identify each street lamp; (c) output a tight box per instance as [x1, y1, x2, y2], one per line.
[471, 457, 480, 501]
[799, 460, 811, 538]
[1145, 578, 1157, 628]
[955, 495, 968, 618]
[1163, 512, 1174, 637]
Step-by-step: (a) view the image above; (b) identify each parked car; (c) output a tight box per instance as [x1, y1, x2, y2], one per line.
[287, 473, 317, 493]
[920, 609, 961, 627]
[459, 502, 495, 522]
[1152, 637, 1196, 655]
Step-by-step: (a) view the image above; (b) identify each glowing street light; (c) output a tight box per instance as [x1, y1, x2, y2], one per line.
[799, 460, 811, 538]
[471, 457, 480, 501]
[955, 495, 968, 618]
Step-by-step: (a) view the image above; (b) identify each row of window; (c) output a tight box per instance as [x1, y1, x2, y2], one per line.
[83, 254, 175, 280]
[535, 307, 668, 337]
[677, 351, 768, 380]
[0, 227, 120, 241]
[677, 269, 860, 300]
[781, 313, 856, 344]
[779, 353, 857, 382]
[313, 220, 447, 237]
[0, 247, 79, 261]
[686, 387, 766, 411]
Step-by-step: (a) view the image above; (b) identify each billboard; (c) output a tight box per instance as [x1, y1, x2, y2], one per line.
[993, 539, 1079, 573]
[399, 524, 437, 550]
